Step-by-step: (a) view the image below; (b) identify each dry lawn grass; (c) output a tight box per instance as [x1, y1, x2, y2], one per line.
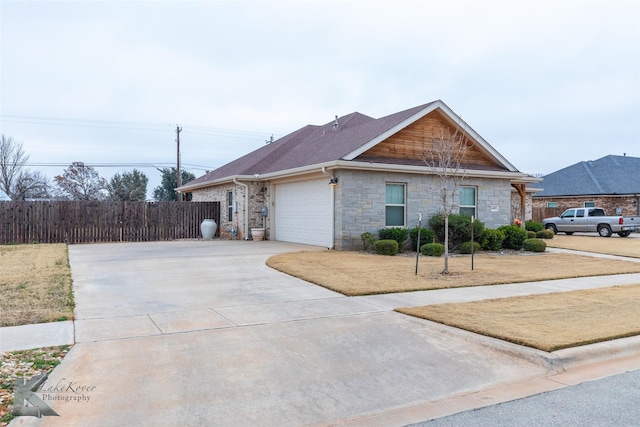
[0, 244, 74, 327]
[397, 284, 640, 352]
[266, 251, 640, 296]
[547, 234, 640, 258]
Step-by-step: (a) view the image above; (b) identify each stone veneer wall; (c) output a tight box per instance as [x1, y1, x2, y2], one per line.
[191, 181, 270, 240]
[334, 170, 513, 250]
[510, 190, 534, 223]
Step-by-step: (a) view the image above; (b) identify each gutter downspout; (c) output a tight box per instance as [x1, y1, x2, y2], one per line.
[233, 178, 249, 240]
[322, 167, 335, 249]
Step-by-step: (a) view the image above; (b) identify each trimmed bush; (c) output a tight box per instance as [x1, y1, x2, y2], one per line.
[360, 232, 376, 251]
[523, 238, 547, 252]
[498, 225, 529, 250]
[480, 228, 505, 251]
[374, 239, 399, 256]
[409, 227, 435, 251]
[525, 220, 544, 232]
[459, 241, 482, 254]
[536, 229, 555, 239]
[420, 242, 445, 257]
[378, 227, 409, 247]
[527, 231, 537, 239]
[428, 213, 485, 250]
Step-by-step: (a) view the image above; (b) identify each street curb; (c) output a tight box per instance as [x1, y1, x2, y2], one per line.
[404, 315, 640, 374]
[552, 335, 640, 369]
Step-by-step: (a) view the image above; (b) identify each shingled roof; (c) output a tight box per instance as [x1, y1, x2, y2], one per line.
[179, 100, 521, 191]
[534, 155, 640, 197]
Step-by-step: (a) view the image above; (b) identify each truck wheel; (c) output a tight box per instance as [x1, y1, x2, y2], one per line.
[598, 225, 612, 237]
[545, 224, 557, 234]
[618, 231, 631, 238]
[565, 232, 574, 235]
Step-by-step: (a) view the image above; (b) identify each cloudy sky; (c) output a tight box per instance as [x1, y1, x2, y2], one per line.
[1, 0, 638, 199]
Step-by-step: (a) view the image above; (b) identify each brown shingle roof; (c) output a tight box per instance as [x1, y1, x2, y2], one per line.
[183, 102, 436, 188]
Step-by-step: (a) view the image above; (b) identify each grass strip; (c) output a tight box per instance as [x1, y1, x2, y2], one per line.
[0, 244, 74, 327]
[267, 251, 640, 296]
[397, 285, 640, 352]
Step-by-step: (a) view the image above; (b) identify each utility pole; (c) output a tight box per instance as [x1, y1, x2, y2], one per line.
[176, 125, 182, 202]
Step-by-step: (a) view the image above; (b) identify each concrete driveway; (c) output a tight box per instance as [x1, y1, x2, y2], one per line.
[22, 240, 551, 426]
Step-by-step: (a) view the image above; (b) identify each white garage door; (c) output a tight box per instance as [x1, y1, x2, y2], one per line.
[274, 179, 333, 247]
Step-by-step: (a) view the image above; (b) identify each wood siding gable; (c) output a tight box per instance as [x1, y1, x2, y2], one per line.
[354, 110, 507, 171]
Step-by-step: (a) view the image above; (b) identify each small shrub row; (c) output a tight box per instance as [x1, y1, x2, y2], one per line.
[498, 225, 529, 250]
[459, 241, 482, 254]
[536, 229, 554, 239]
[480, 228, 505, 251]
[362, 216, 552, 254]
[361, 232, 376, 251]
[374, 239, 399, 256]
[523, 238, 547, 252]
[409, 227, 435, 251]
[525, 220, 544, 232]
[421, 242, 445, 257]
[428, 214, 484, 250]
[378, 227, 409, 247]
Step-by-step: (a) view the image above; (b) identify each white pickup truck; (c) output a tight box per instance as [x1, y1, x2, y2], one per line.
[542, 207, 640, 237]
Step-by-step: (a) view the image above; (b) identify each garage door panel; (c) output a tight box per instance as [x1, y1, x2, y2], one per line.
[275, 180, 332, 247]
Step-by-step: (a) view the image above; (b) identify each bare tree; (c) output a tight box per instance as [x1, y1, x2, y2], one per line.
[422, 125, 469, 274]
[54, 162, 108, 200]
[0, 134, 50, 200]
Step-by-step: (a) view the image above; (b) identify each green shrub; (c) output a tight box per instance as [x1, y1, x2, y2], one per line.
[428, 213, 485, 250]
[497, 225, 529, 250]
[480, 228, 505, 251]
[459, 241, 482, 254]
[523, 238, 547, 252]
[374, 239, 399, 256]
[527, 230, 536, 239]
[408, 227, 435, 251]
[378, 227, 409, 247]
[420, 242, 445, 257]
[525, 220, 544, 232]
[536, 229, 555, 239]
[360, 232, 376, 251]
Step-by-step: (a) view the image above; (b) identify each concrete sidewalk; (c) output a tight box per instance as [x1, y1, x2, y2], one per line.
[3, 240, 640, 426]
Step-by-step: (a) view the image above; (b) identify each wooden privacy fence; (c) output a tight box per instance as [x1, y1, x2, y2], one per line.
[0, 201, 220, 244]
[532, 206, 561, 223]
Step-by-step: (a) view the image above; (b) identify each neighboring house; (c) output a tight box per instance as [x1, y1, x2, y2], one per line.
[178, 100, 538, 249]
[532, 155, 640, 221]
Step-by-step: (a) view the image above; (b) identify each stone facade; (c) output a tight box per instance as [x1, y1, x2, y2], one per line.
[334, 170, 513, 250]
[191, 172, 521, 249]
[191, 180, 269, 240]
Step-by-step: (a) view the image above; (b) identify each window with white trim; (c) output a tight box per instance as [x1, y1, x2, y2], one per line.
[547, 202, 558, 208]
[385, 183, 405, 227]
[459, 186, 476, 218]
[584, 201, 595, 208]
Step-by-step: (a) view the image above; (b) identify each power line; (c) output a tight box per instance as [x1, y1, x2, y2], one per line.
[0, 114, 275, 139]
[14, 162, 215, 171]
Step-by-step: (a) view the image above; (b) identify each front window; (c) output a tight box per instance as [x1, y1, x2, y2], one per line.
[385, 184, 405, 227]
[227, 191, 234, 221]
[459, 186, 476, 218]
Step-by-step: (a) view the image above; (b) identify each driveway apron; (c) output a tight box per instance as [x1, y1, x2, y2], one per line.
[25, 241, 547, 426]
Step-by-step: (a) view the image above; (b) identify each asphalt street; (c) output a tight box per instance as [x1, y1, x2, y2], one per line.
[410, 368, 640, 427]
